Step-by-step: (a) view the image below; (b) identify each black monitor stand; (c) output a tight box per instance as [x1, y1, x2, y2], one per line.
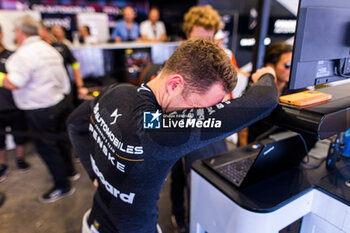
[326, 133, 343, 170]
[267, 83, 350, 170]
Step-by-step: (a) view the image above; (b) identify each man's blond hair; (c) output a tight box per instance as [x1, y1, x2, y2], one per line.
[182, 5, 221, 37]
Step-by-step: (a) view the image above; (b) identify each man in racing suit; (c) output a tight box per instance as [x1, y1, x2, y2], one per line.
[67, 38, 278, 233]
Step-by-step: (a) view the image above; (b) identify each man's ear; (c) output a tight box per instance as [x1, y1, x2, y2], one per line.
[166, 75, 184, 96]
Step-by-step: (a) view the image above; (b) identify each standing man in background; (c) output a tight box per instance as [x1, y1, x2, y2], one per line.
[140, 7, 167, 42]
[1, 15, 77, 203]
[0, 24, 30, 182]
[112, 6, 140, 42]
[170, 5, 226, 233]
[51, 25, 73, 47]
[39, 22, 88, 102]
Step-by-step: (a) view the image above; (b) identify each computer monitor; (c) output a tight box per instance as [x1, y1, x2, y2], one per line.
[289, 0, 350, 89]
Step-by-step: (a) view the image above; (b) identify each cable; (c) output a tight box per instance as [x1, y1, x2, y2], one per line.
[298, 133, 328, 169]
[302, 158, 326, 169]
[336, 58, 350, 78]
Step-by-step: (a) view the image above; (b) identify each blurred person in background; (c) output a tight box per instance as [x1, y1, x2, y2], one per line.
[170, 5, 228, 233]
[214, 29, 250, 78]
[245, 41, 294, 145]
[78, 25, 98, 45]
[112, 6, 140, 42]
[1, 15, 77, 203]
[51, 25, 73, 47]
[214, 29, 250, 146]
[263, 42, 293, 96]
[0, 24, 30, 183]
[242, 41, 316, 151]
[39, 22, 88, 101]
[140, 7, 167, 42]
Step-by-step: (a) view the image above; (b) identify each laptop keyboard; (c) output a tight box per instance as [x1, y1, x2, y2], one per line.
[217, 157, 255, 186]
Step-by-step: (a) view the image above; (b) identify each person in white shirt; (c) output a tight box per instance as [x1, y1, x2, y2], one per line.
[1, 15, 78, 203]
[140, 8, 167, 42]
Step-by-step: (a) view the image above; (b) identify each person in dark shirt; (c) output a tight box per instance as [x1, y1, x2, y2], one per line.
[0, 24, 30, 182]
[246, 42, 293, 144]
[67, 38, 279, 233]
[38, 22, 88, 101]
[170, 6, 226, 232]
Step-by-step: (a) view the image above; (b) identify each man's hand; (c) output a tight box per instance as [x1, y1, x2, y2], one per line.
[77, 87, 89, 99]
[251, 67, 276, 84]
[2, 75, 18, 90]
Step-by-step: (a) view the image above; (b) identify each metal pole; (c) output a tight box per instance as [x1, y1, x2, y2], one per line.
[252, 0, 272, 72]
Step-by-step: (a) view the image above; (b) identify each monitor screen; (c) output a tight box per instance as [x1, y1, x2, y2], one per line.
[289, 0, 350, 89]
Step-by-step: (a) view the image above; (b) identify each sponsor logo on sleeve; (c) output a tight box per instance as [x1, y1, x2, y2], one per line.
[110, 108, 122, 125]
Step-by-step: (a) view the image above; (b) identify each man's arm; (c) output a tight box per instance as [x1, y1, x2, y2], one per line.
[60, 43, 88, 99]
[112, 23, 122, 42]
[145, 71, 279, 157]
[70, 62, 88, 99]
[199, 72, 279, 140]
[66, 100, 96, 181]
[0, 73, 18, 90]
[237, 67, 277, 146]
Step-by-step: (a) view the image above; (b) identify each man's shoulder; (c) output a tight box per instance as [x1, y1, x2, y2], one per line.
[116, 20, 126, 27]
[140, 20, 150, 27]
[20, 39, 53, 52]
[100, 83, 139, 99]
[156, 21, 165, 27]
[52, 41, 68, 50]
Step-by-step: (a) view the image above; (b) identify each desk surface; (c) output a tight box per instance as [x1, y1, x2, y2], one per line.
[315, 163, 350, 205]
[192, 156, 350, 213]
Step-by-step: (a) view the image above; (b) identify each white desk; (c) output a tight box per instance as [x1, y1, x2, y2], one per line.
[190, 161, 350, 233]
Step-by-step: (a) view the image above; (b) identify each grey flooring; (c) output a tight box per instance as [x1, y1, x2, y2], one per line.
[0, 141, 301, 233]
[0, 143, 176, 233]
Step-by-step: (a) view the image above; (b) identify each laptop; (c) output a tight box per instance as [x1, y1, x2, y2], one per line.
[203, 134, 307, 188]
